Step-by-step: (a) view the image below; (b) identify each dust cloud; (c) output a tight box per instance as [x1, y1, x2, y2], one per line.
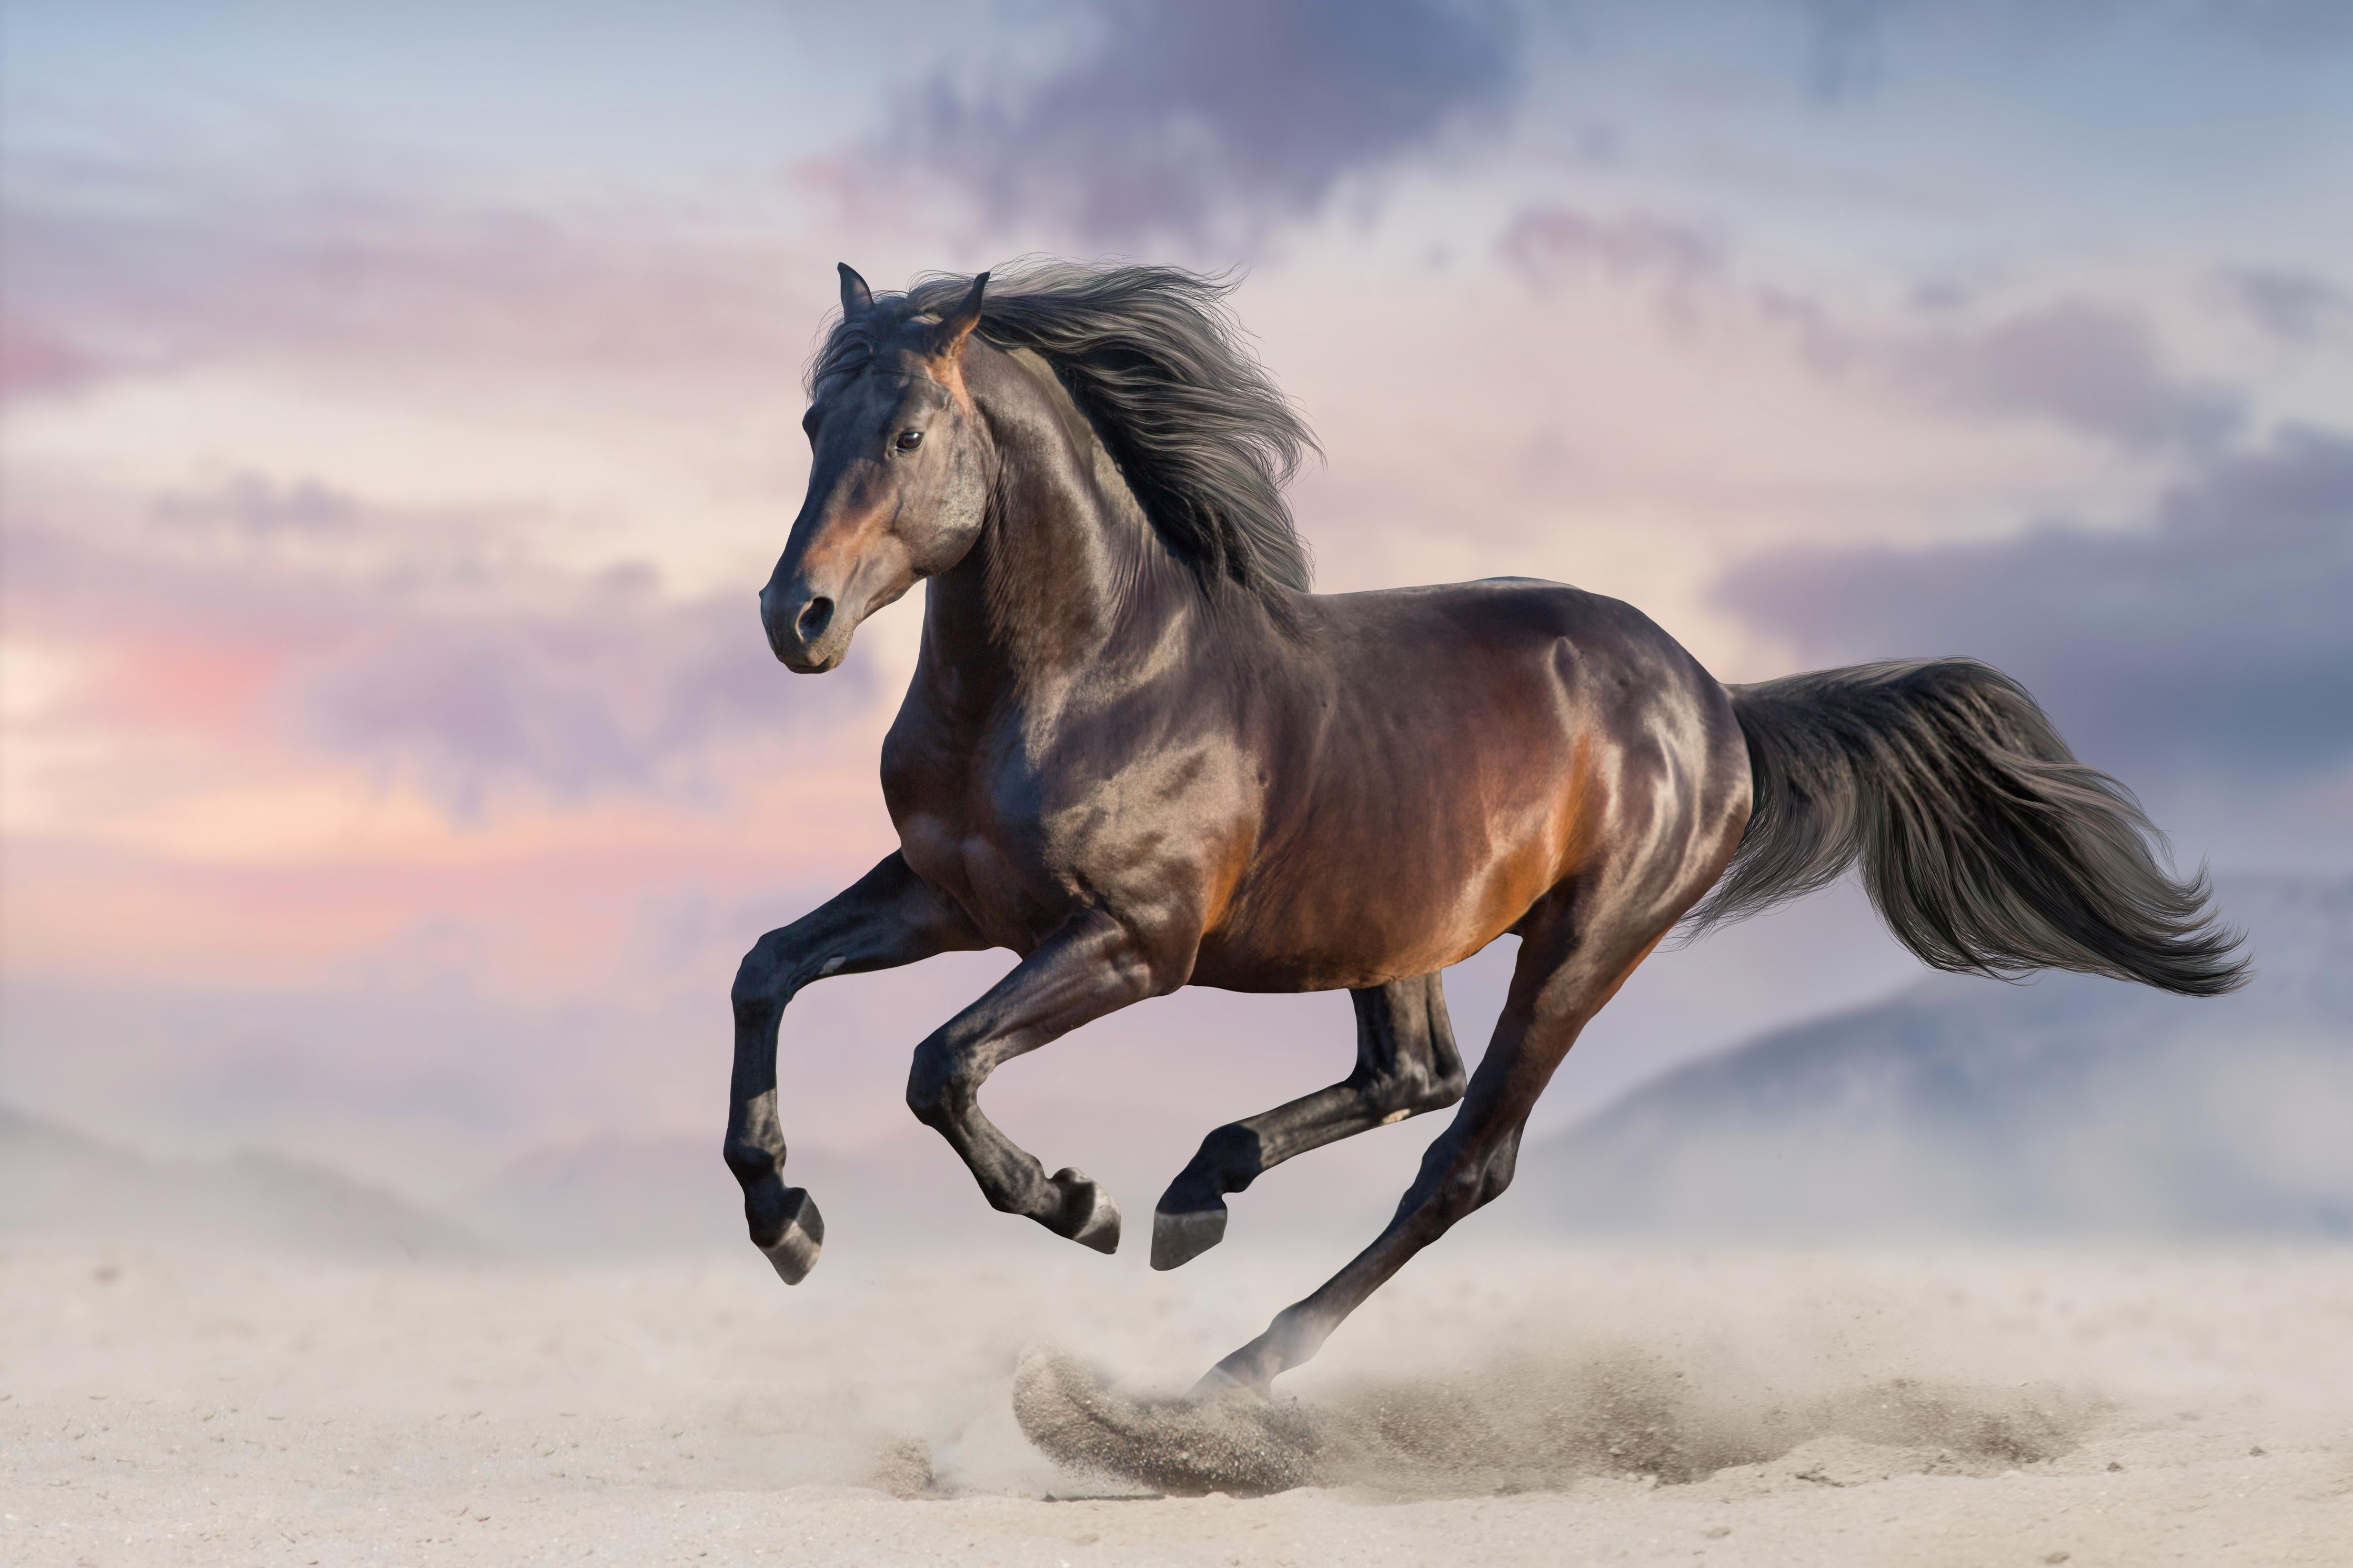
[1017, 1345, 2103, 1498]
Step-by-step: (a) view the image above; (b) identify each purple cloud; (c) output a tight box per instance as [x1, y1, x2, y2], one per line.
[0, 144, 802, 398]
[1716, 427, 2353, 780]
[1505, 205, 2244, 453]
[889, 0, 1520, 245]
[1869, 300, 2244, 453]
[2213, 265, 2353, 346]
[1498, 208, 1727, 295]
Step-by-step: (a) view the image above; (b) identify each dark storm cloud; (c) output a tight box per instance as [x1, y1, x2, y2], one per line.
[1717, 428, 2353, 780]
[892, 0, 1520, 245]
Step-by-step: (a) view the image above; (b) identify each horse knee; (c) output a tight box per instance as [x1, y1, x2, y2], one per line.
[731, 931, 798, 1014]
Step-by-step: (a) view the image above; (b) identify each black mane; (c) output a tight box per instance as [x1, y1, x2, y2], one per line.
[809, 259, 1318, 597]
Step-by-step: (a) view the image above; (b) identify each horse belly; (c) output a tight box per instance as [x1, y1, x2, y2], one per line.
[1192, 765, 1578, 993]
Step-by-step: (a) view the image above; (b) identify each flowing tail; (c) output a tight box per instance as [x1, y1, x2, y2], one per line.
[1684, 659, 2246, 995]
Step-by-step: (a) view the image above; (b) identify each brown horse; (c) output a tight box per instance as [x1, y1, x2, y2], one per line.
[724, 260, 2241, 1394]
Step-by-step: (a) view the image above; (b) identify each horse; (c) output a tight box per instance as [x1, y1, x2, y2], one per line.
[723, 259, 2243, 1396]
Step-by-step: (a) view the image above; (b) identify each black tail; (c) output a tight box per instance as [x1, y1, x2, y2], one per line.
[1684, 659, 2246, 995]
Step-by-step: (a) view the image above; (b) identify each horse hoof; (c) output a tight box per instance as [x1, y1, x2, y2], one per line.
[1049, 1167, 1121, 1254]
[756, 1186, 824, 1284]
[1189, 1362, 1268, 1402]
[1150, 1203, 1227, 1270]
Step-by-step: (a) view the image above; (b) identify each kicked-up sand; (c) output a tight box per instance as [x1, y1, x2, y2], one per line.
[4, 1239, 2349, 1565]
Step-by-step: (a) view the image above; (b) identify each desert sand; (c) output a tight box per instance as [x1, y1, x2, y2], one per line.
[5, 1240, 2349, 1566]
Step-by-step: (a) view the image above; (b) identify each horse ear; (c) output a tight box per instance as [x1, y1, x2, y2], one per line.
[838, 262, 874, 319]
[933, 271, 988, 358]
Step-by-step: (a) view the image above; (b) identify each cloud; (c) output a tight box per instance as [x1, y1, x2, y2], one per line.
[1497, 208, 1727, 296]
[2212, 265, 2353, 345]
[1505, 204, 2244, 453]
[1864, 300, 2245, 453]
[4, 476, 862, 816]
[0, 313, 106, 404]
[1715, 427, 2353, 780]
[294, 574, 832, 814]
[1789, 0, 2353, 100]
[0, 142, 805, 401]
[886, 0, 1520, 245]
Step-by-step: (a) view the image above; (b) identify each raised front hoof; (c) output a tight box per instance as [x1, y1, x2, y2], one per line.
[1150, 1203, 1228, 1271]
[752, 1186, 824, 1285]
[1047, 1167, 1121, 1255]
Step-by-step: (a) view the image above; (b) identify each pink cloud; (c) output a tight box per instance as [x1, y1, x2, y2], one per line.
[0, 313, 105, 403]
[4, 475, 870, 816]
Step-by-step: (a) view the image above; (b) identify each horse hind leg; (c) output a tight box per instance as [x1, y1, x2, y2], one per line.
[1152, 973, 1465, 1270]
[1199, 894, 1670, 1394]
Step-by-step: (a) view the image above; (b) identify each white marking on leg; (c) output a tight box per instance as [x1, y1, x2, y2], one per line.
[818, 955, 847, 977]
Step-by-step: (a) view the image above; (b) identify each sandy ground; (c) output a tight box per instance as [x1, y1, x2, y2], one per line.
[4, 1239, 2350, 1566]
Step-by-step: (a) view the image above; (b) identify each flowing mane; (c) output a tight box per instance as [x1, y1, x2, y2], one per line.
[808, 259, 1318, 598]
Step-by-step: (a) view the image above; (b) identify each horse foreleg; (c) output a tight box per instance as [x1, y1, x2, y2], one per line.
[726, 852, 982, 1284]
[904, 909, 1163, 1254]
[1152, 973, 1465, 1270]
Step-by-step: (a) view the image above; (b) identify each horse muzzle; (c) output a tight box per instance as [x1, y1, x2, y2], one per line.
[760, 581, 850, 673]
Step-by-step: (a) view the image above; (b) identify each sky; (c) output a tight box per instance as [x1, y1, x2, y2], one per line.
[3, 1, 2350, 1221]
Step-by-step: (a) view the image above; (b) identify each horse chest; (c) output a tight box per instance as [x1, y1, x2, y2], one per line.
[881, 721, 1077, 947]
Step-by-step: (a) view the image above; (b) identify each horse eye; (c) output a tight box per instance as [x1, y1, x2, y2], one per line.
[895, 429, 923, 452]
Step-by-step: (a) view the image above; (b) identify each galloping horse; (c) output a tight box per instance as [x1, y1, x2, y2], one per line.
[725, 261, 2241, 1394]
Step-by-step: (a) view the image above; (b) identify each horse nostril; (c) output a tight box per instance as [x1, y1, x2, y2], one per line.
[795, 596, 834, 644]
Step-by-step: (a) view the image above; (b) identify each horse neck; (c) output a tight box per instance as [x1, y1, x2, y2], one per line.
[919, 345, 1198, 697]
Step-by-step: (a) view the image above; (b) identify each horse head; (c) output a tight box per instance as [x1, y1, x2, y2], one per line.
[761, 265, 993, 673]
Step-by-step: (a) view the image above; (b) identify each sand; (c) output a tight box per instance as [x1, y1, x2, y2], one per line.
[5, 1240, 2350, 1566]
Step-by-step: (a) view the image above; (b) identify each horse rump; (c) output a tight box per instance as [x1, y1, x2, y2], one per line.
[1682, 658, 2246, 996]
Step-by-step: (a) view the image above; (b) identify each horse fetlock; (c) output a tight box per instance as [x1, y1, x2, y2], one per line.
[1045, 1167, 1121, 1254]
[1190, 1122, 1262, 1187]
[1201, 1312, 1316, 1395]
[722, 1129, 785, 1184]
[736, 1162, 795, 1243]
